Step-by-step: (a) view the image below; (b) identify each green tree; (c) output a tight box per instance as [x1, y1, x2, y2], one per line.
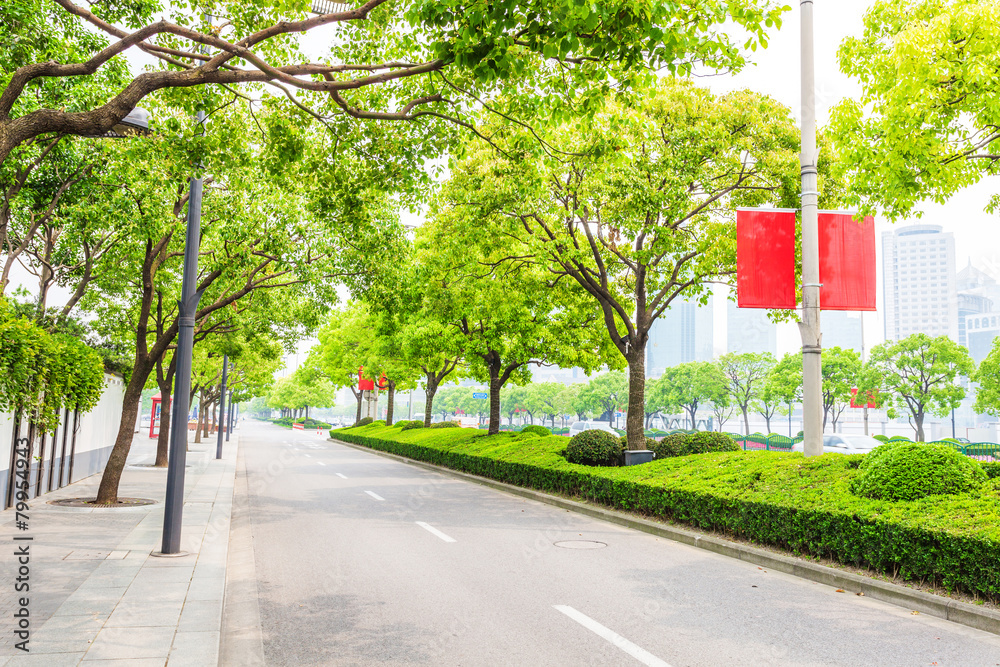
[710, 398, 735, 433]
[416, 208, 611, 433]
[766, 352, 804, 435]
[863, 334, 975, 441]
[718, 352, 776, 435]
[0, 0, 789, 163]
[769, 348, 862, 433]
[527, 382, 572, 428]
[578, 371, 627, 427]
[314, 304, 374, 424]
[442, 78, 828, 450]
[654, 361, 728, 430]
[831, 0, 1000, 219]
[973, 337, 1000, 418]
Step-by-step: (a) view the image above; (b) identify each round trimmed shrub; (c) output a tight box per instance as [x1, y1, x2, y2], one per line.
[888, 435, 911, 442]
[873, 434, 889, 443]
[851, 442, 987, 502]
[355, 417, 374, 427]
[566, 430, 621, 466]
[429, 420, 460, 429]
[400, 420, 425, 431]
[651, 432, 687, 459]
[981, 461, 1000, 479]
[619, 435, 658, 451]
[651, 431, 738, 458]
[684, 431, 739, 454]
[520, 425, 551, 437]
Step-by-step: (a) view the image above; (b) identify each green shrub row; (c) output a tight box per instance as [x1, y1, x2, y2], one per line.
[652, 431, 738, 459]
[330, 423, 1000, 601]
[272, 416, 332, 428]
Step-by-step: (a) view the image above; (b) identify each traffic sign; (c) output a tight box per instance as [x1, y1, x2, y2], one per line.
[472, 392, 487, 400]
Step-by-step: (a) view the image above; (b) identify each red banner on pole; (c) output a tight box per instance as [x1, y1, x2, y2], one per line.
[358, 366, 374, 391]
[850, 387, 877, 409]
[736, 208, 797, 309]
[819, 213, 876, 311]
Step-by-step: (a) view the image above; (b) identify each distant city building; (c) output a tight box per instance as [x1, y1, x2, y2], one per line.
[956, 260, 1000, 348]
[882, 224, 958, 341]
[531, 366, 589, 385]
[727, 300, 776, 355]
[966, 314, 1000, 362]
[646, 297, 714, 377]
[821, 311, 863, 353]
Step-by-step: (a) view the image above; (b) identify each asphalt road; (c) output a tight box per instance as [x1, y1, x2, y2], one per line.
[234, 422, 1000, 666]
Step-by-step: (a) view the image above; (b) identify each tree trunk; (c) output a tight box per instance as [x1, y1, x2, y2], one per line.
[423, 373, 439, 427]
[212, 401, 218, 434]
[686, 405, 697, 430]
[488, 368, 503, 435]
[385, 382, 395, 426]
[155, 390, 171, 467]
[764, 415, 771, 434]
[195, 394, 205, 443]
[914, 411, 925, 442]
[742, 407, 750, 435]
[625, 351, 647, 451]
[95, 368, 149, 504]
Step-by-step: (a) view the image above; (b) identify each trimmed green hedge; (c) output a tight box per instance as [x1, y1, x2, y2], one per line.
[852, 442, 987, 502]
[331, 423, 1000, 601]
[566, 430, 620, 466]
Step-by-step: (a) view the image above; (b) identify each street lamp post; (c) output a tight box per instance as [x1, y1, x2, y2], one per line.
[160, 107, 206, 555]
[798, 0, 824, 458]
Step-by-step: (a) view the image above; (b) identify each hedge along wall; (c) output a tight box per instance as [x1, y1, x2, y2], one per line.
[331, 423, 1000, 601]
[0, 372, 125, 507]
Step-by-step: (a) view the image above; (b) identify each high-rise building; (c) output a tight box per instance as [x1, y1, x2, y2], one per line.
[821, 311, 864, 353]
[645, 297, 714, 377]
[956, 260, 1000, 348]
[727, 300, 777, 355]
[882, 224, 958, 341]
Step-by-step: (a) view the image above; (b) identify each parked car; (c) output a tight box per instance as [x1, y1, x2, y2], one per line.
[568, 421, 620, 437]
[791, 434, 884, 454]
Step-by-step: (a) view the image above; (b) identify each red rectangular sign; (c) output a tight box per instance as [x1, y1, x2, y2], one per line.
[736, 209, 797, 309]
[850, 388, 877, 409]
[819, 213, 876, 311]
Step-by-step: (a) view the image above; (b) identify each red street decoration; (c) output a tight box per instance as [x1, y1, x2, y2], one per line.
[850, 387, 878, 409]
[736, 208, 797, 309]
[736, 209, 876, 312]
[357, 367, 374, 391]
[819, 213, 876, 311]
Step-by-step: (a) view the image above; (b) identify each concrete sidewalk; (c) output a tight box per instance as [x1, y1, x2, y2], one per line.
[0, 427, 239, 666]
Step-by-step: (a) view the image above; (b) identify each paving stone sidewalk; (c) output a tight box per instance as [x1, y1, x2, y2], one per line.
[0, 427, 239, 666]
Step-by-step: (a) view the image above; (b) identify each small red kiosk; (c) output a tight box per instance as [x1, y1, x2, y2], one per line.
[150, 393, 163, 438]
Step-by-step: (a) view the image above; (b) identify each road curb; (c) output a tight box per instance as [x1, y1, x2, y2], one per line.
[331, 437, 1000, 637]
[220, 441, 266, 665]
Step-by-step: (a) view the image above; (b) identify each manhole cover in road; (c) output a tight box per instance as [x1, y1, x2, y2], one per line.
[554, 540, 607, 549]
[48, 497, 157, 508]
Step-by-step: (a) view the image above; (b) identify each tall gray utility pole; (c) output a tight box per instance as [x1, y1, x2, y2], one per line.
[798, 0, 823, 457]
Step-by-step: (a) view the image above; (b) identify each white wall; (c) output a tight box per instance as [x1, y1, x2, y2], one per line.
[0, 372, 125, 507]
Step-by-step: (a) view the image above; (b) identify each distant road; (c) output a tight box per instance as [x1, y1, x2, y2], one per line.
[233, 422, 1000, 666]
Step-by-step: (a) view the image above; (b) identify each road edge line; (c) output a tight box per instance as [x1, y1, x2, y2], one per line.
[329, 437, 1000, 637]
